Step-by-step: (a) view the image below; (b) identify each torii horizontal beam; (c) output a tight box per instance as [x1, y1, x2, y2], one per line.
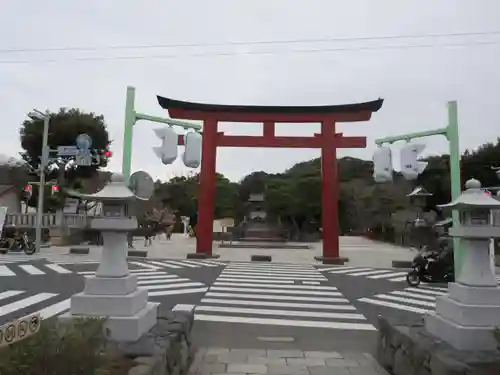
[176, 133, 366, 148]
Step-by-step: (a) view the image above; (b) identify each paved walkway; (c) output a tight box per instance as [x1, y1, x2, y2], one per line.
[190, 348, 389, 375]
[3, 235, 415, 269]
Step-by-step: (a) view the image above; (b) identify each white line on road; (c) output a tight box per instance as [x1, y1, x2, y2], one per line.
[213, 282, 338, 291]
[206, 291, 347, 303]
[44, 264, 72, 274]
[0, 265, 15, 276]
[201, 298, 357, 310]
[358, 297, 432, 314]
[19, 265, 45, 275]
[0, 293, 58, 316]
[149, 287, 208, 296]
[209, 286, 342, 296]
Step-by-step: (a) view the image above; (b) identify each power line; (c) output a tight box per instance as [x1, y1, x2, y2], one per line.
[1, 30, 499, 54]
[0, 39, 498, 65]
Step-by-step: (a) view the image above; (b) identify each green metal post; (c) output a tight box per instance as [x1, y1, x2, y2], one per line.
[122, 86, 137, 182]
[445, 101, 462, 277]
[374, 100, 462, 278]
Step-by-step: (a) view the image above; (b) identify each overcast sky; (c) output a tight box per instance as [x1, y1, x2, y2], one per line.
[1, 1, 499, 182]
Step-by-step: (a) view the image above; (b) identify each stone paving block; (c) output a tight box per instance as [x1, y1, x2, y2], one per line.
[206, 347, 231, 355]
[304, 351, 343, 359]
[230, 348, 267, 356]
[248, 356, 287, 365]
[309, 366, 350, 375]
[267, 364, 309, 375]
[203, 354, 223, 364]
[325, 358, 359, 367]
[286, 358, 326, 367]
[217, 352, 250, 363]
[267, 350, 304, 358]
[227, 363, 268, 374]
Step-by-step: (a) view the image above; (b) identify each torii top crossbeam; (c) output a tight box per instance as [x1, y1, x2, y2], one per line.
[157, 96, 384, 123]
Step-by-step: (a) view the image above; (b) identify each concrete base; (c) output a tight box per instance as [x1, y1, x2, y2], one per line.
[425, 282, 500, 350]
[70, 288, 148, 317]
[186, 252, 220, 259]
[251, 255, 272, 262]
[84, 274, 138, 295]
[314, 256, 349, 265]
[60, 302, 159, 342]
[425, 312, 499, 351]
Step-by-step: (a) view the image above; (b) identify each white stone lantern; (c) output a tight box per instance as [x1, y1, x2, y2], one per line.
[61, 174, 158, 342]
[425, 178, 500, 351]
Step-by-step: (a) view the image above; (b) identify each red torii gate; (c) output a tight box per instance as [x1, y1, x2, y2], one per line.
[157, 96, 384, 264]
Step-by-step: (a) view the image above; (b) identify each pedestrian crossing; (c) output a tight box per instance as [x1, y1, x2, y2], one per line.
[0, 263, 73, 277]
[317, 266, 409, 282]
[358, 285, 448, 314]
[0, 269, 209, 325]
[78, 268, 208, 297]
[125, 259, 227, 270]
[175, 262, 375, 331]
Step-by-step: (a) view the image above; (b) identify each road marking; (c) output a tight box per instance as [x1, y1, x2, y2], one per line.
[217, 277, 295, 284]
[0, 291, 24, 301]
[206, 292, 346, 303]
[223, 269, 323, 276]
[147, 260, 181, 269]
[376, 294, 435, 307]
[213, 282, 338, 291]
[201, 298, 357, 310]
[368, 272, 408, 279]
[302, 281, 320, 285]
[358, 297, 431, 314]
[19, 265, 45, 275]
[129, 261, 160, 270]
[142, 282, 205, 291]
[194, 315, 376, 330]
[328, 267, 373, 274]
[181, 260, 218, 267]
[161, 260, 200, 268]
[138, 277, 191, 285]
[348, 269, 394, 277]
[44, 264, 72, 274]
[219, 273, 325, 281]
[0, 293, 58, 316]
[172, 304, 195, 312]
[210, 286, 341, 296]
[38, 298, 71, 319]
[149, 287, 208, 296]
[137, 274, 177, 280]
[195, 305, 367, 320]
[0, 265, 15, 276]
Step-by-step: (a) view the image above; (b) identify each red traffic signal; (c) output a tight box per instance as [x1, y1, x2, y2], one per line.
[51, 185, 60, 193]
[104, 151, 112, 158]
[25, 184, 32, 192]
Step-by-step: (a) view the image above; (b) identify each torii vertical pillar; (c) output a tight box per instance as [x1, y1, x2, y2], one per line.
[157, 95, 384, 263]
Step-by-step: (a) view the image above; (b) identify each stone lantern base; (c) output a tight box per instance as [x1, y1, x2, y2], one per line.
[60, 274, 159, 342]
[425, 282, 500, 351]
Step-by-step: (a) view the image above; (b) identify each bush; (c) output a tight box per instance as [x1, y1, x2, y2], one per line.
[0, 317, 133, 375]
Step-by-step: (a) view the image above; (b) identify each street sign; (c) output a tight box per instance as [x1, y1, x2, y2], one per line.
[57, 145, 78, 156]
[0, 313, 40, 347]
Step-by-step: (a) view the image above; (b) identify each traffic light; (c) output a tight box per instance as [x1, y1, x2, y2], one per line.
[400, 141, 428, 180]
[51, 184, 60, 196]
[372, 146, 393, 183]
[153, 127, 178, 165]
[22, 184, 33, 201]
[182, 132, 202, 168]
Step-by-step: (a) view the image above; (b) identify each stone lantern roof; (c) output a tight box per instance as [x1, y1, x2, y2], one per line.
[69, 174, 145, 202]
[438, 178, 500, 211]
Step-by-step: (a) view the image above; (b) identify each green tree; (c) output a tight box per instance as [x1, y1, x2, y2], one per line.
[20, 108, 111, 182]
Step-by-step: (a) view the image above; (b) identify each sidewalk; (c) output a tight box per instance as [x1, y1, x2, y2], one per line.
[190, 347, 389, 375]
[4, 235, 415, 269]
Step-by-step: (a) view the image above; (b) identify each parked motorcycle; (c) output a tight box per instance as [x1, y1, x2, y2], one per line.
[406, 239, 454, 286]
[0, 227, 35, 255]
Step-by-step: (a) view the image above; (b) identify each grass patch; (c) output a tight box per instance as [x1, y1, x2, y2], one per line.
[0, 317, 134, 375]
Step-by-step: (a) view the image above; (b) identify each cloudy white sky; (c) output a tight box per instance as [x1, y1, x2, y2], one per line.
[1, 1, 499, 182]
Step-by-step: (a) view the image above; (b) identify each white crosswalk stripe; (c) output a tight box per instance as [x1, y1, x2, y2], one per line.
[138, 259, 227, 269]
[317, 265, 410, 282]
[358, 285, 449, 314]
[79, 268, 208, 297]
[0, 262, 73, 277]
[183, 263, 374, 330]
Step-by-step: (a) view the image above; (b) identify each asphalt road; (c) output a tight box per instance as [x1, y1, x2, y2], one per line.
[0, 259, 445, 351]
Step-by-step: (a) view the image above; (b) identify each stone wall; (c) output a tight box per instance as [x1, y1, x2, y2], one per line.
[111, 311, 196, 375]
[376, 316, 500, 375]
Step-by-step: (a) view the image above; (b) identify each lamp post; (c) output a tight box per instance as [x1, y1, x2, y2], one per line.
[27, 109, 50, 253]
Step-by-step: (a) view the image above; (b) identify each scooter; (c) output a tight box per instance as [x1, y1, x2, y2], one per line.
[0, 229, 35, 255]
[406, 245, 454, 286]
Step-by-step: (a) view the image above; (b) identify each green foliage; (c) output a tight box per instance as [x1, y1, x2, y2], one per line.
[148, 137, 500, 235]
[19, 108, 111, 181]
[0, 317, 131, 375]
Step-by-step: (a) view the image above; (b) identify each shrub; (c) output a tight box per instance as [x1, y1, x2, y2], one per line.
[0, 317, 133, 375]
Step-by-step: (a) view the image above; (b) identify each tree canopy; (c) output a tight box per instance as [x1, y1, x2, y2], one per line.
[149, 137, 500, 236]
